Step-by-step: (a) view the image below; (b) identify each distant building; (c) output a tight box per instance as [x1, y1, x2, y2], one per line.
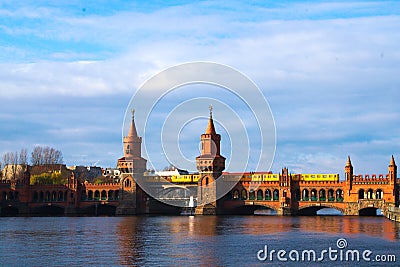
[1, 164, 26, 181]
[68, 166, 103, 183]
[103, 168, 121, 182]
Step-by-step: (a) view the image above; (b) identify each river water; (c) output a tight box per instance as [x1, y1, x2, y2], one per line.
[0, 215, 399, 266]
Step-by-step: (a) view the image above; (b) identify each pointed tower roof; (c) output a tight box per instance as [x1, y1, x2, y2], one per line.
[346, 155, 352, 167]
[390, 155, 396, 166]
[127, 109, 138, 138]
[205, 104, 216, 135]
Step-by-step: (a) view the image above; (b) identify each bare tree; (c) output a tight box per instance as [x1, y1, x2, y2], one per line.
[31, 146, 43, 165]
[2, 152, 12, 180]
[0, 157, 3, 179]
[54, 149, 63, 164]
[19, 148, 28, 165]
[12, 151, 18, 180]
[30, 146, 63, 166]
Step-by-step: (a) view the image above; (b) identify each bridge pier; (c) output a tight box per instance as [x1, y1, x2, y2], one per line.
[276, 207, 293, 216]
[195, 204, 217, 215]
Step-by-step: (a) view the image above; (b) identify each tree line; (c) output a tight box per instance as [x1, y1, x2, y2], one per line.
[0, 146, 63, 180]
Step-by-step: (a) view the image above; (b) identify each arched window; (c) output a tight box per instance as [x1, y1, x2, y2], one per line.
[249, 190, 255, 200]
[367, 189, 374, 199]
[52, 191, 57, 201]
[328, 189, 335, 201]
[108, 190, 114, 200]
[311, 189, 317, 201]
[101, 190, 107, 200]
[319, 189, 326, 201]
[126, 144, 130, 154]
[265, 189, 271, 200]
[257, 189, 263, 200]
[232, 190, 239, 199]
[81, 190, 87, 201]
[241, 189, 247, 200]
[39, 191, 44, 202]
[302, 189, 309, 201]
[33, 191, 38, 202]
[376, 189, 383, 199]
[94, 190, 100, 200]
[358, 189, 365, 199]
[58, 191, 64, 201]
[273, 189, 279, 201]
[45, 191, 50, 202]
[336, 189, 344, 202]
[115, 190, 119, 200]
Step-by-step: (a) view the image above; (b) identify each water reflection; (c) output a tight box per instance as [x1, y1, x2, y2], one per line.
[1, 216, 398, 266]
[117, 216, 222, 266]
[116, 216, 399, 266]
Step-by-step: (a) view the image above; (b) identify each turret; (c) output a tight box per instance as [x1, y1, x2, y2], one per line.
[118, 109, 147, 174]
[345, 156, 353, 191]
[195, 106, 226, 214]
[388, 155, 397, 185]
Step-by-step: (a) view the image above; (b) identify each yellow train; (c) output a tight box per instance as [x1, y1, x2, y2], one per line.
[167, 172, 339, 183]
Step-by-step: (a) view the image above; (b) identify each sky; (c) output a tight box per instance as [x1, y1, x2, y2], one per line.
[0, 0, 399, 177]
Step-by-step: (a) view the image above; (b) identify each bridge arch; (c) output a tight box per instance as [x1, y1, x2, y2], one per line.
[32, 204, 65, 216]
[1, 205, 19, 216]
[231, 204, 278, 215]
[359, 207, 381, 216]
[82, 203, 117, 216]
[298, 204, 345, 216]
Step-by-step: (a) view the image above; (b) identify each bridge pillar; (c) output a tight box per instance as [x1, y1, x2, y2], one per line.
[116, 174, 137, 215]
[343, 202, 359, 215]
[276, 207, 293, 216]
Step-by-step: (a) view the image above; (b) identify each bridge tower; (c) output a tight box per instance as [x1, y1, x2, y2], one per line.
[345, 156, 354, 194]
[116, 109, 147, 215]
[388, 155, 397, 185]
[195, 106, 225, 215]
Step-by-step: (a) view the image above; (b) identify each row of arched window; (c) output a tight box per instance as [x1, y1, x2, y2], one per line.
[301, 189, 344, 202]
[32, 191, 68, 202]
[358, 189, 383, 200]
[232, 189, 280, 201]
[230, 188, 345, 202]
[82, 190, 119, 201]
[1, 191, 19, 201]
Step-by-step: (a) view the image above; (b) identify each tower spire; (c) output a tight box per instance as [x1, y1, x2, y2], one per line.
[390, 155, 396, 166]
[346, 155, 352, 166]
[128, 108, 138, 138]
[205, 104, 216, 135]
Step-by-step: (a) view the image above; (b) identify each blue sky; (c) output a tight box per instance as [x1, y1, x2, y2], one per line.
[0, 0, 399, 176]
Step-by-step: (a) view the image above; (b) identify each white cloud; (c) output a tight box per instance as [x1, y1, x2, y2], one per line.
[0, 1, 399, 173]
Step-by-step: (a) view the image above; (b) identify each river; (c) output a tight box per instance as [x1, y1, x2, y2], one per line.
[0, 215, 399, 266]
